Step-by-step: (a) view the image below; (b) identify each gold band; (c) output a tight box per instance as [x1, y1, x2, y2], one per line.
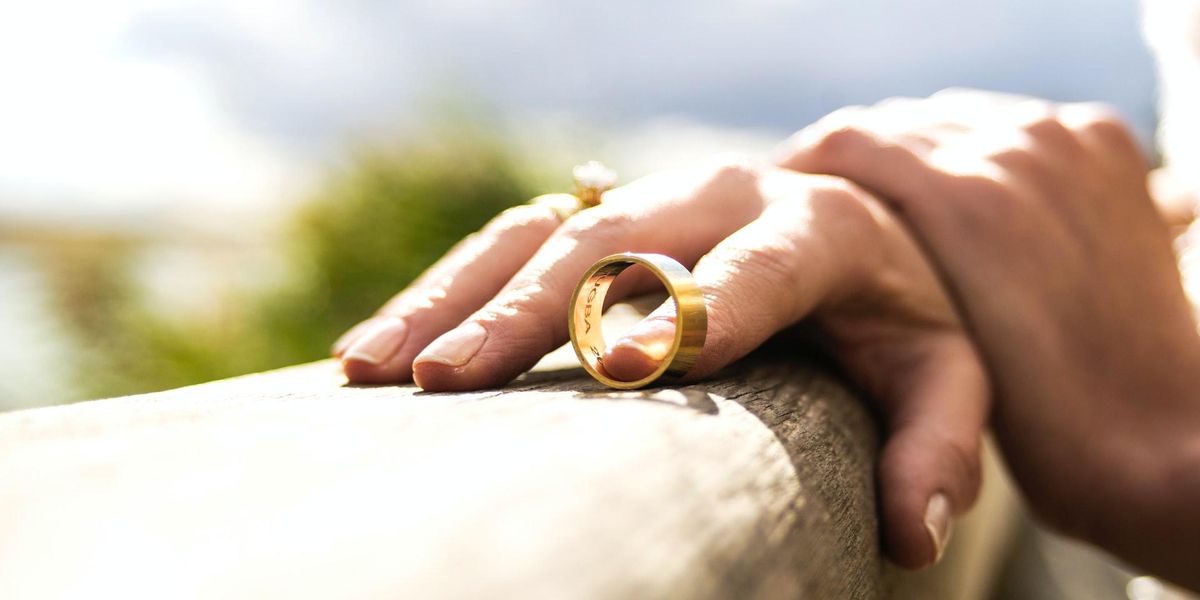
[527, 161, 617, 221]
[527, 192, 583, 221]
[568, 253, 707, 389]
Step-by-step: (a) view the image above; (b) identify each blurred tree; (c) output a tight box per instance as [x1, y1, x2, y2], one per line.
[48, 123, 546, 399]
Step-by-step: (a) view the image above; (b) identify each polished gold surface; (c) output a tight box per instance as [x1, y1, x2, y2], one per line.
[527, 161, 617, 220]
[568, 253, 707, 389]
[527, 192, 583, 221]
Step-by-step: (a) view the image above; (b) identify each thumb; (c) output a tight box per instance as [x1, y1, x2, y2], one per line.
[873, 334, 987, 568]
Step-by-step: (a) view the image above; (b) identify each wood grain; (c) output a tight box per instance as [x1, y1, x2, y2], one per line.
[0, 341, 1015, 599]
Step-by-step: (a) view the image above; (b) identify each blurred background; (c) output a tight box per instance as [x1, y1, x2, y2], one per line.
[0, 0, 1156, 410]
[4, 1, 1195, 597]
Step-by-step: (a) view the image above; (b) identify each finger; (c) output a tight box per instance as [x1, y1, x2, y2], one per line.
[609, 293, 987, 571]
[773, 105, 1013, 260]
[773, 92, 1053, 180]
[876, 334, 987, 569]
[776, 113, 951, 223]
[1056, 102, 1148, 169]
[602, 173, 887, 383]
[333, 205, 554, 360]
[332, 316, 387, 357]
[602, 302, 678, 382]
[411, 160, 770, 391]
[770, 95, 997, 167]
[339, 202, 563, 383]
[597, 175, 987, 571]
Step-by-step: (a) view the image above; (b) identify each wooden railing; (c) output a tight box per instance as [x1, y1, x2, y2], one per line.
[0, 335, 1020, 598]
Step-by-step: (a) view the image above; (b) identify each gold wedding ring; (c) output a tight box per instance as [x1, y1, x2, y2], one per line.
[568, 253, 707, 389]
[528, 161, 617, 220]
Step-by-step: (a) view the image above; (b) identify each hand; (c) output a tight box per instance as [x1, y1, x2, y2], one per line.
[776, 89, 1200, 588]
[332, 157, 988, 569]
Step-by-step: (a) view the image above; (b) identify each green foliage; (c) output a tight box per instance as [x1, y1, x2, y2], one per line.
[52, 126, 545, 399]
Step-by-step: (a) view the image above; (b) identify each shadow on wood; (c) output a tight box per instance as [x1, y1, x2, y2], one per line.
[0, 342, 1017, 599]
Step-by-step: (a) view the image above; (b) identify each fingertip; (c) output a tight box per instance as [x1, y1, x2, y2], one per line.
[410, 346, 511, 392]
[871, 336, 987, 569]
[879, 451, 945, 569]
[878, 430, 980, 569]
[602, 341, 663, 382]
[341, 356, 414, 384]
[601, 317, 676, 383]
[411, 322, 494, 391]
[338, 316, 413, 383]
[411, 360, 464, 391]
[332, 316, 385, 358]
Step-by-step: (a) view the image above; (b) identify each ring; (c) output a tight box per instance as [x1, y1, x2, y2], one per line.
[528, 161, 617, 220]
[568, 253, 707, 389]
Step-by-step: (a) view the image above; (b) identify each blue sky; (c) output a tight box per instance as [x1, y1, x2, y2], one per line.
[0, 0, 1161, 409]
[0, 0, 1157, 222]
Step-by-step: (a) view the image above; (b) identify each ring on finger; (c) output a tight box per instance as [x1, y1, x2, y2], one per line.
[568, 252, 707, 389]
[528, 161, 617, 221]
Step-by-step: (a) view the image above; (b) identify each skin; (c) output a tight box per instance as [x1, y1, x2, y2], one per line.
[335, 157, 985, 569]
[774, 89, 1200, 589]
[334, 89, 1200, 587]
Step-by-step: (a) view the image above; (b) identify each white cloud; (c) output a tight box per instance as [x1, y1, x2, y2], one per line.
[0, 0, 1160, 225]
[0, 0, 305, 224]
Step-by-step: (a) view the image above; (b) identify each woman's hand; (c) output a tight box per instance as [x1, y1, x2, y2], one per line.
[333, 157, 988, 569]
[776, 89, 1200, 588]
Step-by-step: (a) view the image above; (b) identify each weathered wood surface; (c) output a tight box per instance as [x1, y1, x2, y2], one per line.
[0, 341, 1016, 599]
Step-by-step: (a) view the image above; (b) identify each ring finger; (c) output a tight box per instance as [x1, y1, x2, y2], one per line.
[411, 160, 770, 391]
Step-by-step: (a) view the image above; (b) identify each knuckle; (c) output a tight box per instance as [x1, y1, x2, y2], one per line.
[1016, 106, 1070, 139]
[1082, 115, 1132, 144]
[694, 153, 763, 188]
[983, 145, 1044, 175]
[991, 99, 1074, 150]
[809, 182, 881, 232]
[782, 105, 875, 169]
[703, 152, 759, 174]
[1062, 103, 1136, 142]
[807, 174, 872, 203]
[807, 124, 876, 166]
[708, 154, 761, 180]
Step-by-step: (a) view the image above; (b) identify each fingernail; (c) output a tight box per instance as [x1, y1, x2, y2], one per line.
[414, 322, 488, 368]
[332, 317, 383, 356]
[924, 493, 953, 564]
[343, 317, 409, 365]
